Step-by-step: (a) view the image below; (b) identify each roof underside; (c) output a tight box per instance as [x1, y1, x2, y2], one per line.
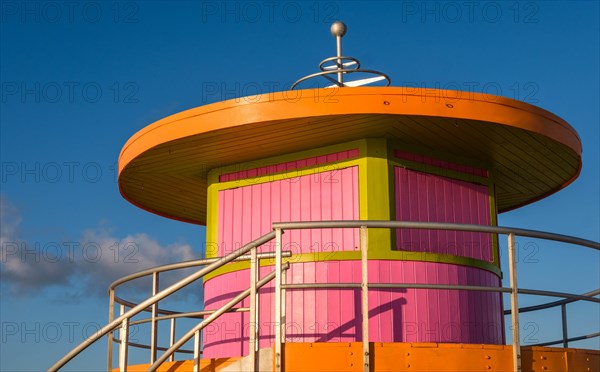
[118, 87, 582, 224]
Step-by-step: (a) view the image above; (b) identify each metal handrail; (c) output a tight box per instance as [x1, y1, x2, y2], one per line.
[281, 282, 600, 304]
[505, 288, 600, 314]
[148, 262, 290, 370]
[271, 220, 600, 249]
[49, 231, 278, 372]
[270, 220, 599, 372]
[109, 251, 287, 291]
[107, 251, 292, 366]
[110, 251, 289, 313]
[50, 220, 599, 372]
[533, 332, 600, 347]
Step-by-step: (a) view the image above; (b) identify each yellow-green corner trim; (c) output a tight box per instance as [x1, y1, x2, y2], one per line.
[359, 139, 393, 258]
[489, 183, 501, 273]
[207, 139, 369, 183]
[204, 137, 502, 281]
[205, 139, 371, 260]
[203, 250, 502, 283]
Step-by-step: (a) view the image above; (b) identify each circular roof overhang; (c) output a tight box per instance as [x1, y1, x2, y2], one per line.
[118, 87, 582, 225]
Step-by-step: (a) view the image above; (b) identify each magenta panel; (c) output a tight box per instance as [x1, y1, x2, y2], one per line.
[394, 150, 488, 178]
[203, 260, 504, 358]
[217, 167, 360, 256]
[394, 167, 494, 262]
[219, 149, 359, 182]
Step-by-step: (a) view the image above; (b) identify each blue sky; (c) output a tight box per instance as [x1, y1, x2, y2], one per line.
[1, 1, 598, 371]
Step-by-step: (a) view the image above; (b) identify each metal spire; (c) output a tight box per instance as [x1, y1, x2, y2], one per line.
[291, 21, 390, 90]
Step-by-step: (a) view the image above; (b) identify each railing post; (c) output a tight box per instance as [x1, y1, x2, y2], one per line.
[249, 246, 258, 371]
[193, 330, 201, 372]
[150, 272, 159, 364]
[169, 318, 176, 362]
[256, 256, 261, 353]
[119, 310, 129, 372]
[508, 233, 521, 372]
[274, 228, 283, 372]
[561, 304, 568, 347]
[360, 226, 369, 372]
[107, 289, 115, 371]
[282, 261, 287, 343]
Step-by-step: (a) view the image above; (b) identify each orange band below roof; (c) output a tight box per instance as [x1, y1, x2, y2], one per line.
[118, 87, 582, 224]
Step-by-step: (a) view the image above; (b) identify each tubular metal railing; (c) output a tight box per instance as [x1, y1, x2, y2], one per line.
[49, 221, 599, 372]
[107, 250, 292, 369]
[48, 231, 282, 372]
[269, 221, 599, 372]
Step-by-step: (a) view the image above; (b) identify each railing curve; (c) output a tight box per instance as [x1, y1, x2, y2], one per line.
[48, 231, 279, 372]
[50, 221, 599, 372]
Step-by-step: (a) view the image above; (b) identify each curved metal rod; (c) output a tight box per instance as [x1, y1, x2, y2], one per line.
[48, 231, 278, 372]
[291, 69, 391, 90]
[112, 308, 248, 359]
[505, 288, 600, 314]
[113, 338, 194, 354]
[113, 297, 182, 316]
[127, 308, 248, 327]
[148, 263, 290, 371]
[282, 283, 599, 304]
[531, 332, 600, 347]
[318, 56, 361, 71]
[271, 220, 600, 250]
[516, 288, 600, 303]
[110, 251, 291, 317]
[109, 251, 290, 292]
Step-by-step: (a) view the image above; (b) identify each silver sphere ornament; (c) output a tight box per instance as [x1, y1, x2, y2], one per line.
[330, 21, 347, 37]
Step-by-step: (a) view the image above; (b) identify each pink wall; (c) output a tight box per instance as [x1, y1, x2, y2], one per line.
[217, 166, 360, 256]
[204, 155, 503, 359]
[394, 167, 494, 262]
[203, 261, 504, 358]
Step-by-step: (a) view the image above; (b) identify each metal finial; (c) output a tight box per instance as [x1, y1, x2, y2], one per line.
[291, 22, 391, 90]
[330, 21, 347, 37]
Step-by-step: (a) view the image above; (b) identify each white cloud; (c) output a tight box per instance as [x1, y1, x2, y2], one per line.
[0, 194, 199, 301]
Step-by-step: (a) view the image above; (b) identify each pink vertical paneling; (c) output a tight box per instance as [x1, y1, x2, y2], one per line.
[217, 167, 359, 257]
[203, 260, 503, 358]
[395, 167, 493, 262]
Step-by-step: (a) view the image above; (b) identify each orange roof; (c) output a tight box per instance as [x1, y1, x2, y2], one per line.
[118, 87, 582, 224]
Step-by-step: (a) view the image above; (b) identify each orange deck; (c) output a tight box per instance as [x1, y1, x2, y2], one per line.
[121, 342, 599, 371]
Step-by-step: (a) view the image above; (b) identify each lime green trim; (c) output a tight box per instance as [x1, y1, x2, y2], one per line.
[207, 140, 368, 182]
[359, 139, 393, 257]
[212, 160, 362, 191]
[204, 137, 502, 282]
[205, 182, 220, 259]
[489, 183, 501, 272]
[206, 140, 369, 260]
[204, 250, 502, 283]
